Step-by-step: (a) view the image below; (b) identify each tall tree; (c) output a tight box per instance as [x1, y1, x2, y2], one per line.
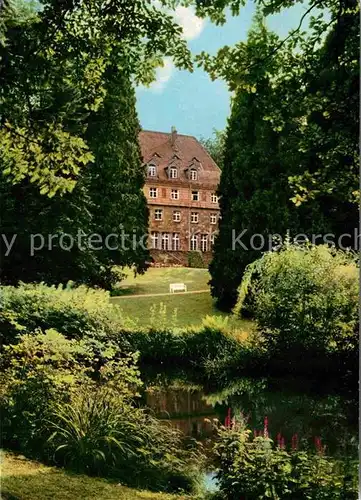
[0, 0, 192, 285]
[0, 0, 192, 195]
[207, 5, 359, 310]
[84, 66, 150, 285]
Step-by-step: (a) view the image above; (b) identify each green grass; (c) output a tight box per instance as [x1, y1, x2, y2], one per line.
[111, 266, 253, 330]
[112, 291, 222, 328]
[0, 452, 188, 500]
[114, 267, 210, 295]
[112, 291, 253, 331]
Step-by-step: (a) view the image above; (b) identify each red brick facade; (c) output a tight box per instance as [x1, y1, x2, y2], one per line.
[139, 128, 221, 263]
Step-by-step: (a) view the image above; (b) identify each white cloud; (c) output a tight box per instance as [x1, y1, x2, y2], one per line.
[148, 57, 175, 93]
[174, 6, 205, 40]
[137, 6, 205, 93]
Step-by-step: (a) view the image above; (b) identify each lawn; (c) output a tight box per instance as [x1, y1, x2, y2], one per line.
[112, 291, 228, 328]
[114, 267, 210, 295]
[111, 266, 253, 330]
[0, 452, 188, 500]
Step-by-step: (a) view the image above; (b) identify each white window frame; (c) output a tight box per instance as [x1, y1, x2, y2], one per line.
[154, 209, 163, 221]
[210, 214, 217, 225]
[172, 233, 180, 251]
[148, 164, 156, 177]
[190, 169, 197, 181]
[171, 189, 179, 200]
[149, 187, 158, 198]
[151, 232, 159, 249]
[210, 233, 215, 247]
[201, 234, 208, 252]
[161, 232, 170, 250]
[191, 212, 199, 223]
[211, 193, 218, 203]
[192, 191, 199, 201]
[190, 234, 198, 251]
[173, 211, 181, 222]
[169, 167, 178, 179]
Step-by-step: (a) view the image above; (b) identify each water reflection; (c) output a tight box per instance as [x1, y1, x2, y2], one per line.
[144, 377, 357, 459]
[145, 387, 217, 439]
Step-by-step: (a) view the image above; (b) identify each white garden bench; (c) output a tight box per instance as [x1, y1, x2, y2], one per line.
[169, 283, 187, 293]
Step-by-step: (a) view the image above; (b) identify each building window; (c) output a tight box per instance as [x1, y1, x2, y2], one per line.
[173, 211, 181, 222]
[171, 189, 179, 200]
[161, 232, 170, 250]
[201, 234, 208, 252]
[190, 234, 198, 251]
[149, 187, 158, 198]
[190, 169, 197, 180]
[210, 214, 217, 225]
[154, 209, 163, 221]
[151, 232, 159, 249]
[211, 193, 218, 203]
[191, 212, 199, 223]
[192, 191, 199, 201]
[148, 164, 156, 177]
[210, 233, 216, 247]
[169, 167, 178, 179]
[172, 233, 180, 251]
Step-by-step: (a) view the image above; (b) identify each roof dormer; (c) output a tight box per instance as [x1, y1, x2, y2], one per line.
[167, 164, 179, 179]
[186, 157, 202, 181]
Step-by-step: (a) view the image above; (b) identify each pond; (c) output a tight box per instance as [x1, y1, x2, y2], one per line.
[143, 375, 358, 459]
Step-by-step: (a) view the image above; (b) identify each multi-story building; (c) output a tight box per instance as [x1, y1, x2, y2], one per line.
[139, 127, 221, 264]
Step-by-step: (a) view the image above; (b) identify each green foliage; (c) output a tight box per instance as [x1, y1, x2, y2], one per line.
[148, 302, 179, 331]
[188, 251, 206, 268]
[235, 244, 359, 354]
[0, 63, 149, 288]
[213, 419, 358, 499]
[0, 329, 202, 493]
[47, 385, 201, 492]
[199, 129, 226, 170]
[0, 0, 192, 194]
[83, 66, 150, 278]
[206, 4, 359, 310]
[121, 315, 260, 383]
[0, 282, 135, 345]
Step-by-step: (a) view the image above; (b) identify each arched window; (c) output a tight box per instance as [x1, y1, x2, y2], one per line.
[161, 233, 170, 250]
[147, 164, 157, 177]
[169, 166, 178, 179]
[190, 169, 197, 181]
[190, 234, 198, 251]
[201, 234, 208, 252]
[172, 233, 180, 251]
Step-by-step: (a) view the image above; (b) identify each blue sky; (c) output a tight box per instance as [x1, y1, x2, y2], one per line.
[136, 1, 310, 139]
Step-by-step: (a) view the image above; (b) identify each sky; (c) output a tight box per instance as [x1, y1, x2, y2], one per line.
[136, 1, 310, 140]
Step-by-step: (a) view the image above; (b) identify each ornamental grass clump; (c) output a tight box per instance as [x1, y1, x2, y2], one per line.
[0, 329, 203, 494]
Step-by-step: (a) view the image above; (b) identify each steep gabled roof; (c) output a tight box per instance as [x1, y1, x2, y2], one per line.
[139, 129, 220, 185]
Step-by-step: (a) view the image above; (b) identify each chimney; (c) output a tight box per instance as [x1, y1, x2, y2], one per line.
[170, 126, 177, 148]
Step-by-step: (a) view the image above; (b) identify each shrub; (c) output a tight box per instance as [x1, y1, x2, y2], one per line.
[0, 282, 135, 346]
[0, 329, 138, 454]
[235, 244, 359, 354]
[213, 417, 358, 499]
[0, 329, 203, 494]
[47, 385, 202, 492]
[188, 251, 206, 268]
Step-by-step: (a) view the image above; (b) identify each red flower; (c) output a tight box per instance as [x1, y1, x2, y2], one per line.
[277, 432, 282, 448]
[263, 416, 269, 438]
[225, 408, 231, 428]
[314, 436, 324, 455]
